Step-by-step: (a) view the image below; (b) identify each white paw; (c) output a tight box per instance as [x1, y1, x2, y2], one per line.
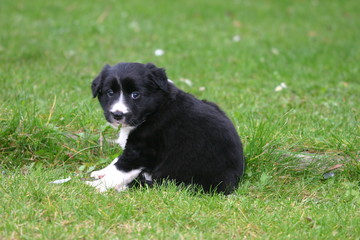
[85, 178, 128, 193]
[86, 166, 142, 193]
[85, 179, 109, 193]
[90, 170, 106, 179]
[90, 157, 119, 180]
[86, 166, 126, 192]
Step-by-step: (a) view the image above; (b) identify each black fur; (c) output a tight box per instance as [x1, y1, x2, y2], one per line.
[92, 62, 245, 194]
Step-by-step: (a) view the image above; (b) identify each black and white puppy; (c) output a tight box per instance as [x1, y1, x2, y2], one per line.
[87, 62, 245, 194]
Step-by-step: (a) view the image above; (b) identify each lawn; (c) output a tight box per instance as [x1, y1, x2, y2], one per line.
[0, 0, 359, 239]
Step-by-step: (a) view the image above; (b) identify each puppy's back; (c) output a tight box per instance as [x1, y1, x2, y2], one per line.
[152, 88, 245, 194]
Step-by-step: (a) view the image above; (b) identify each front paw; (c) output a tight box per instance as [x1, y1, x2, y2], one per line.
[86, 168, 143, 193]
[85, 179, 128, 193]
[85, 179, 109, 193]
[86, 165, 124, 192]
[85, 174, 126, 193]
[90, 170, 106, 179]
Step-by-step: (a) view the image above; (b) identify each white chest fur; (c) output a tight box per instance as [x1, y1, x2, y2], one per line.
[116, 126, 135, 149]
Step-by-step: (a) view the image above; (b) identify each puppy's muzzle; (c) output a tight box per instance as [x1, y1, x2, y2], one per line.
[111, 111, 124, 121]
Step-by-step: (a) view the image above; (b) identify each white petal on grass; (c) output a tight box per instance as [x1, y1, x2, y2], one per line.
[232, 35, 241, 42]
[154, 49, 165, 56]
[275, 82, 287, 92]
[179, 78, 193, 87]
[199, 86, 206, 91]
[129, 21, 140, 32]
[49, 177, 72, 184]
[275, 86, 282, 92]
[271, 47, 279, 55]
[280, 82, 287, 88]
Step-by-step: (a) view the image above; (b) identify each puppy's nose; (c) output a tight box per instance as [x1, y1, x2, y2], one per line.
[111, 111, 124, 120]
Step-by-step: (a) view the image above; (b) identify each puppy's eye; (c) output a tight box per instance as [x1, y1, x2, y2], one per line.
[131, 91, 141, 100]
[106, 89, 114, 97]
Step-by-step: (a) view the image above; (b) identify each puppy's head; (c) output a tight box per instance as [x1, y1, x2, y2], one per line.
[91, 62, 169, 127]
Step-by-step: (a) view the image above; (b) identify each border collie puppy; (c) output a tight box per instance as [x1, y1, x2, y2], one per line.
[87, 62, 245, 194]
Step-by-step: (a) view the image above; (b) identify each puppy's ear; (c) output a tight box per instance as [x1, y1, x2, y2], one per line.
[91, 64, 110, 98]
[91, 75, 101, 98]
[145, 63, 168, 92]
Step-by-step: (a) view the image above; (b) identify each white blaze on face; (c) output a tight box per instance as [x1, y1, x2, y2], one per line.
[110, 92, 129, 114]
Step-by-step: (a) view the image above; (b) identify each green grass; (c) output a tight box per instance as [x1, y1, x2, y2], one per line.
[1, 0, 359, 239]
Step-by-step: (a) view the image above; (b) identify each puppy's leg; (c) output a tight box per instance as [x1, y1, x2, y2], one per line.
[90, 157, 119, 179]
[87, 140, 145, 192]
[86, 164, 142, 192]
